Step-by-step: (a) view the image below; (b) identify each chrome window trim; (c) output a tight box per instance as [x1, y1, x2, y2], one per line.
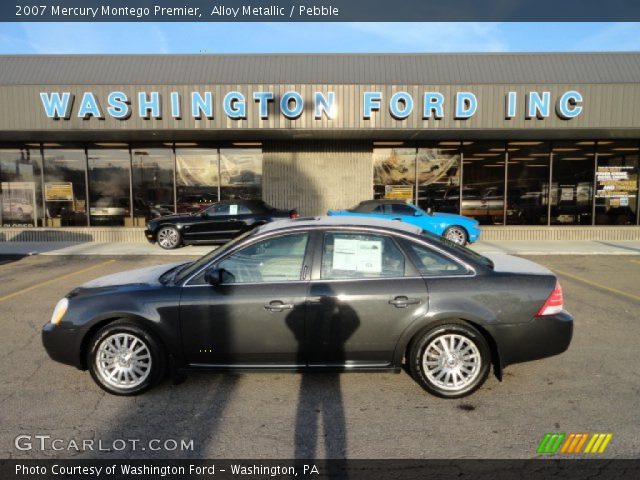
[181, 224, 478, 286]
[183, 231, 311, 286]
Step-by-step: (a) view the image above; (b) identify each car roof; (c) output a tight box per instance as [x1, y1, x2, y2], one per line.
[358, 199, 410, 205]
[257, 215, 423, 235]
[352, 199, 415, 212]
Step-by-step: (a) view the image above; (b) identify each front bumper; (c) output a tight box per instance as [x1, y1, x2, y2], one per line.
[144, 228, 156, 244]
[492, 310, 574, 368]
[467, 226, 481, 243]
[42, 323, 85, 369]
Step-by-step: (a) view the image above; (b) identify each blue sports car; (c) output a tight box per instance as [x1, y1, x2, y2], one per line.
[328, 199, 481, 245]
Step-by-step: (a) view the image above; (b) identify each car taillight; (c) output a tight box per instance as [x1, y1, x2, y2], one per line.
[536, 282, 563, 316]
[289, 210, 298, 219]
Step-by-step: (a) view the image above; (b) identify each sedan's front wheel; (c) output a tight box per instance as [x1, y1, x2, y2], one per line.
[443, 226, 468, 245]
[156, 226, 182, 249]
[88, 321, 166, 395]
[409, 323, 490, 398]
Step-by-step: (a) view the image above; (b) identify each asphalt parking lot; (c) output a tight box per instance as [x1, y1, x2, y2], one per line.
[0, 254, 638, 459]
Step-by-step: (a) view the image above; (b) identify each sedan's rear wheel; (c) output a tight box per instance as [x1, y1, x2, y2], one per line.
[409, 323, 490, 398]
[443, 226, 468, 245]
[88, 322, 165, 395]
[157, 226, 181, 249]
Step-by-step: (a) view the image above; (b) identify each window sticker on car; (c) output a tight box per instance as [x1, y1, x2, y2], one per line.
[333, 238, 382, 273]
[229, 204, 238, 215]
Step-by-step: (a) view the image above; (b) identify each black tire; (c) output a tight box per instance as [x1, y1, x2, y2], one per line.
[87, 320, 166, 396]
[443, 226, 468, 245]
[409, 322, 491, 399]
[156, 226, 182, 250]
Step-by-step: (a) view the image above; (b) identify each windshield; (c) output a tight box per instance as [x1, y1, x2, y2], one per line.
[173, 229, 256, 283]
[420, 230, 494, 269]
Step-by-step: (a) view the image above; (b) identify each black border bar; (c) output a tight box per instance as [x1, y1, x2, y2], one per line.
[4, 1, 640, 22]
[2, 459, 640, 480]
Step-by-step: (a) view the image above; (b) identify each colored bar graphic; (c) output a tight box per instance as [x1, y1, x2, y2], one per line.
[584, 433, 613, 454]
[560, 433, 589, 453]
[537, 433, 566, 454]
[539, 433, 613, 455]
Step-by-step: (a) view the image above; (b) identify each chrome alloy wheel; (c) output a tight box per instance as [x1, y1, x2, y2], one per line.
[157, 227, 180, 249]
[444, 226, 467, 245]
[422, 333, 481, 392]
[95, 333, 152, 389]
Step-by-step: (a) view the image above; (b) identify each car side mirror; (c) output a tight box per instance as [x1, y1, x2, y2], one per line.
[204, 267, 223, 286]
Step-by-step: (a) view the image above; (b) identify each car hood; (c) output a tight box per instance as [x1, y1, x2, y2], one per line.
[483, 254, 552, 275]
[79, 262, 186, 289]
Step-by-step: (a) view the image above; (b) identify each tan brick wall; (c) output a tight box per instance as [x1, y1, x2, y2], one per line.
[263, 141, 372, 216]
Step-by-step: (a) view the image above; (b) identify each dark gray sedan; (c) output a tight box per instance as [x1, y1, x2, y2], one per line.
[42, 217, 573, 398]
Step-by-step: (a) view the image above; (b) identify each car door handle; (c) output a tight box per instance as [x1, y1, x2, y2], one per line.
[389, 296, 420, 308]
[264, 300, 294, 312]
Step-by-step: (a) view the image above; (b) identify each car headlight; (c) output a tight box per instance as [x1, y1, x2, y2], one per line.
[50, 298, 69, 325]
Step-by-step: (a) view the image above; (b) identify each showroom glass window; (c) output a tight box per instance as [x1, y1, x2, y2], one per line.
[219, 148, 263, 201]
[176, 148, 219, 213]
[461, 142, 505, 225]
[132, 147, 175, 222]
[551, 141, 596, 225]
[42, 148, 88, 227]
[373, 147, 416, 203]
[87, 148, 131, 227]
[595, 140, 639, 225]
[506, 141, 551, 225]
[0, 147, 42, 227]
[417, 142, 461, 213]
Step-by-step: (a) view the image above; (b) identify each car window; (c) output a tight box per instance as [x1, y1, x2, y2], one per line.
[205, 203, 252, 216]
[191, 233, 309, 284]
[321, 232, 406, 279]
[204, 204, 229, 216]
[403, 240, 467, 276]
[391, 203, 416, 215]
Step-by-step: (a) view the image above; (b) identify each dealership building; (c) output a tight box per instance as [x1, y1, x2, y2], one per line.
[0, 53, 639, 240]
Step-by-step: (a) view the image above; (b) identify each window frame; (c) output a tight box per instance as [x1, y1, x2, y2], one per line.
[399, 237, 473, 277]
[315, 229, 417, 281]
[185, 230, 314, 286]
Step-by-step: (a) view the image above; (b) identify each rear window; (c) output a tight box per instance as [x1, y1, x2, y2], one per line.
[419, 229, 493, 270]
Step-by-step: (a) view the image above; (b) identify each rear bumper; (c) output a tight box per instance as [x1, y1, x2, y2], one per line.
[492, 310, 573, 367]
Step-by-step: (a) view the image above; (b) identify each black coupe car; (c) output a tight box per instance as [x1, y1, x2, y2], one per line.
[144, 199, 297, 249]
[43, 217, 573, 398]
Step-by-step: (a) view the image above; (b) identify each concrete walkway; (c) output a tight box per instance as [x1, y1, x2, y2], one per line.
[1, 240, 640, 256]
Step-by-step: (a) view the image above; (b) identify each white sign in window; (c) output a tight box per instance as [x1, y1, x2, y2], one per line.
[229, 204, 238, 215]
[332, 238, 382, 273]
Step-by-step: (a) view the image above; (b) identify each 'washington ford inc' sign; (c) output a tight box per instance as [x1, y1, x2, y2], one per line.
[39, 90, 584, 122]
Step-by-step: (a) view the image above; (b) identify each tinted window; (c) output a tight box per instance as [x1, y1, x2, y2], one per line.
[204, 203, 252, 216]
[321, 232, 405, 279]
[213, 233, 309, 284]
[391, 203, 416, 215]
[404, 241, 467, 276]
